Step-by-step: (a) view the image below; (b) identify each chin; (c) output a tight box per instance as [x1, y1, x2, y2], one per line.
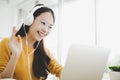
[36, 38, 43, 42]
[35, 35, 44, 42]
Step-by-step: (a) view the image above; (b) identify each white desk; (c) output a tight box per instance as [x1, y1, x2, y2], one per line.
[103, 78, 110, 80]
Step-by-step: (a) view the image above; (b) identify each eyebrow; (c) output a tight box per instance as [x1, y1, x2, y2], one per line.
[41, 19, 53, 26]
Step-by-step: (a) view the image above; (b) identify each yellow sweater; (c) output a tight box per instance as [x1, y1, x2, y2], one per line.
[0, 38, 62, 80]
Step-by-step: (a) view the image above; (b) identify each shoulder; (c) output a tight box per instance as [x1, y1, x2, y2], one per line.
[0, 37, 11, 55]
[0, 37, 10, 50]
[0, 37, 10, 46]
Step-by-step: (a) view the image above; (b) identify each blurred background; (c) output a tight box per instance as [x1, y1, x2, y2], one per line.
[0, 0, 120, 80]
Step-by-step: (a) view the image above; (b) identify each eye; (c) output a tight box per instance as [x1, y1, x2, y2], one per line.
[49, 26, 52, 29]
[41, 21, 46, 25]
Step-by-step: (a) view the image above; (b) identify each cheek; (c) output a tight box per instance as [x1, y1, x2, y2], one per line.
[45, 30, 51, 36]
[29, 27, 37, 36]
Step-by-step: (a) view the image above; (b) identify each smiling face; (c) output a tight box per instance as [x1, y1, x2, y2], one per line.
[28, 12, 54, 42]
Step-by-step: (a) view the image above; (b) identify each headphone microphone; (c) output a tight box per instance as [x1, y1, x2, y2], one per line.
[23, 5, 44, 26]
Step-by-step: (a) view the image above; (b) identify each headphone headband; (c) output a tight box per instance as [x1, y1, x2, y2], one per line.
[31, 5, 44, 14]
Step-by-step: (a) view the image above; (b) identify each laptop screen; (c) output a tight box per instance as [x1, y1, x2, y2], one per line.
[60, 44, 110, 80]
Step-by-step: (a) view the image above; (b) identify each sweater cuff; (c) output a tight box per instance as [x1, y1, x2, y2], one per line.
[48, 59, 63, 78]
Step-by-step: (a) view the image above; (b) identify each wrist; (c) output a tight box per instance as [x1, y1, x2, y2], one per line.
[11, 53, 20, 60]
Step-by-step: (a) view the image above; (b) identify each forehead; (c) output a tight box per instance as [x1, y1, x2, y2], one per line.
[36, 12, 54, 24]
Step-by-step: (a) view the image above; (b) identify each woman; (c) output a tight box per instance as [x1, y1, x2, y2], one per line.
[0, 4, 62, 80]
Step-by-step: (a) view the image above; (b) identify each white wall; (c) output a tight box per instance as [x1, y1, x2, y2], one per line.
[0, 4, 18, 39]
[60, 0, 96, 65]
[96, 0, 120, 65]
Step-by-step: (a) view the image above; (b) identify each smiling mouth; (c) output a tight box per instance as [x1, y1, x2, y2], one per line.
[37, 31, 45, 37]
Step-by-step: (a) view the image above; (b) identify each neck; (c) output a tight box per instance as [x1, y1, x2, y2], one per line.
[25, 34, 36, 48]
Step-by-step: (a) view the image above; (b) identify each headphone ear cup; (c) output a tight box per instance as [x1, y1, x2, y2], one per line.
[24, 13, 34, 26]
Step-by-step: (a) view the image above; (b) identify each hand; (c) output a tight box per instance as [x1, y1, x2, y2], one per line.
[8, 26, 22, 58]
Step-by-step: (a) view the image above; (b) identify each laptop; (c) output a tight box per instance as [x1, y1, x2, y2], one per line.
[60, 44, 110, 80]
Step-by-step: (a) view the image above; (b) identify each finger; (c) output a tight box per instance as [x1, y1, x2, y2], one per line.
[13, 26, 18, 35]
[12, 26, 18, 35]
[18, 35, 22, 48]
[17, 35, 22, 42]
[11, 26, 17, 39]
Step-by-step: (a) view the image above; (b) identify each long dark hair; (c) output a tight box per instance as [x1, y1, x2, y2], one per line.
[16, 4, 55, 79]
